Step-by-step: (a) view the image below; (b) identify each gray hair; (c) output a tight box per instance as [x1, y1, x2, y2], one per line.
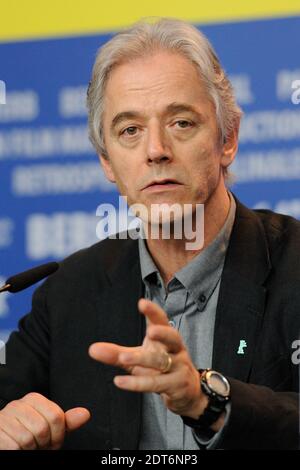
[87, 17, 242, 167]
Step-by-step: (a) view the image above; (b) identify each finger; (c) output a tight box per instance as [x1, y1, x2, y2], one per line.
[119, 349, 174, 372]
[20, 393, 66, 449]
[148, 325, 184, 354]
[113, 371, 179, 394]
[138, 298, 169, 326]
[65, 408, 90, 432]
[0, 413, 37, 450]
[89, 342, 123, 365]
[130, 365, 161, 376]
[89, 342, 140, 370]
[0, 428, 20, 450]
[1, 401, 50, 449]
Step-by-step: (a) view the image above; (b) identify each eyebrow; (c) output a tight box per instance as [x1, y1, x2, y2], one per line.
[110, 102, 205, 132]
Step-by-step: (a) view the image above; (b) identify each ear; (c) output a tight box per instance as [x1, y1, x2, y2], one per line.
[220, 125, 239, 169]
[99, 154, 116, 183]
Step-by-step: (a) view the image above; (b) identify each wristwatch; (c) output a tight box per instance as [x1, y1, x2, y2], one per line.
[181, 369, 230, 430]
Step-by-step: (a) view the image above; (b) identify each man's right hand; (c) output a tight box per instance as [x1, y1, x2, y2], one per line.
[0, 392, 90, 450]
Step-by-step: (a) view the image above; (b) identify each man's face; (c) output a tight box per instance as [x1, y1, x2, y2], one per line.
[100, 51, 237, 220]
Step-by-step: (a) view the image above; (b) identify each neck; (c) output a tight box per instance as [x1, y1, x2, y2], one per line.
[144, 184, 231, 285]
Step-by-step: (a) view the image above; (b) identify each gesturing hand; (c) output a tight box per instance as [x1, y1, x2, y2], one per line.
[89, 298, 207, 419]
[0, 393, 90, 450]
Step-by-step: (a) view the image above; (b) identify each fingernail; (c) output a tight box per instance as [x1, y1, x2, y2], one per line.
[114, 376, 125, 386]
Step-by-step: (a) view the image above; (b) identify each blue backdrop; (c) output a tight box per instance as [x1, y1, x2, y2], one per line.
[1, 17, 300, 340]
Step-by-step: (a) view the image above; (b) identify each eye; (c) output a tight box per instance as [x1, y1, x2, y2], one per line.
[175, 120, 193, 129]
[121, 126, 138, 136]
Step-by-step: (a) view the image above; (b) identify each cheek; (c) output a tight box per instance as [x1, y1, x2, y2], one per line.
[186, 146, 221, 195]
[189, 144, 220, 176]
[109, 160, 137, 196]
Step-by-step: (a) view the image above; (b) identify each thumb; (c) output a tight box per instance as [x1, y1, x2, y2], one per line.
[65, 407, 91, 432]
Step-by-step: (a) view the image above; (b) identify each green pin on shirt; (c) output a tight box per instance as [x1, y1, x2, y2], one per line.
[237, 340, 247, 354]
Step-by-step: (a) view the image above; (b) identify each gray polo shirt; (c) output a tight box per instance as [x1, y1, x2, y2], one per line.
[137, 193, 236, 450]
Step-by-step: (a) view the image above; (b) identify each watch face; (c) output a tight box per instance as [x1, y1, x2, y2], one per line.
[206, 371, 230, 397]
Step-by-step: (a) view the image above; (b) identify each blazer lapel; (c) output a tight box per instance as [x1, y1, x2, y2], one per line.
[212, 200, 272, 382]
[97, 238, 145, 450]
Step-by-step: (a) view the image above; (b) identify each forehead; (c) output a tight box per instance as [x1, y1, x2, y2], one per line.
[103, 51, 213, 115]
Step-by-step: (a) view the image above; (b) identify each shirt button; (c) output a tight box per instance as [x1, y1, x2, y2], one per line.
[199, 294, 206, 303]
[169, 320, 176, 328]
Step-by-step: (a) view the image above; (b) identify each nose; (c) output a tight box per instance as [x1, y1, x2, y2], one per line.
[146, 124, 172, 164]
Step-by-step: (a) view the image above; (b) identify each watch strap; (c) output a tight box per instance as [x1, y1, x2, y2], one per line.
[181, 369, 230, 430]
[182, 398, 226, 429]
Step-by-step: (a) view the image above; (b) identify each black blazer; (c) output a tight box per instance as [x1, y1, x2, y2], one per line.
[0, 199, 299, 450]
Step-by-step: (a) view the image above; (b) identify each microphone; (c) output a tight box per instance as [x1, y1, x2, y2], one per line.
[0, 262, 59, 293]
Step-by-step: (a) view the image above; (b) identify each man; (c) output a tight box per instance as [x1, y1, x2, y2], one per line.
[0, 18, 299, 450]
